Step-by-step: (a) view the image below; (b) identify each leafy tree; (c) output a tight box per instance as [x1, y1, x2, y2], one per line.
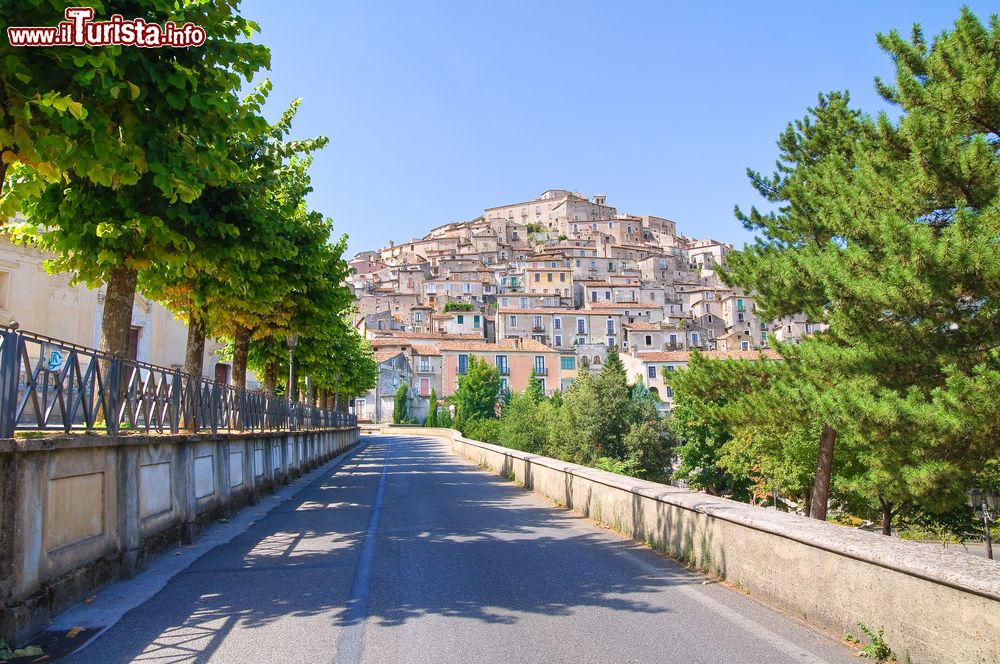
[140, 87, 329, 377]
[393, 383, 409, 424]
[437, 406, 454, 429]
[443, 302, 473, 312]
[498, 389, 552, 453]
[463, 417, 500, 444]
[525, 370, 545, 404]
[452, 356, 502, 432]
[8, 0, 270, 355]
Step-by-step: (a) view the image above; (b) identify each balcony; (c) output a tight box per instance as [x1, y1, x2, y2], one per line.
[533, 367, 549, 376]
[531, 325, 545, 333]
[498, 366, 510, 376]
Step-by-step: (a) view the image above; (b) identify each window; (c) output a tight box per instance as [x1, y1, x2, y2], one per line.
[737, 299, 744, 311]
[648, 366, 657, 379]
[509, 315, 517, 327]
[606, 318, 615, 333]
[650, 292, 656, 302]
[666, 365, 675, 372]
[533, 315, 542, 328]
[464, 283, 471, 293]
[644, 335, 652, 346]
[576, 318, 586, 334]
[741, 341, 750, 351]
[665, 386, 674, 399]
[708, 329, 715, 339]
[560, 273, 566, 282]
[762, 331, 769, 343]
[561, 356, 576, 370]
[534, 273, 540, 282]
[474, 315, 481, 328]
[604, 291, 611, 301]
[500, 377, 508, 391]
[415, 311, 423, 322]
[458, 354, 470, 375]
[495, 354, 509, 375]
[554, 317, 562, 330]
[520, 297, 528, 308]
[501, 297, 509, 307]
[420, 357, 429, 372]
[691, 333, 700, 346]
[419, 377, 430, 396]
[554, 335, 562, 347]
[707, 315, 713, 323]
[457, 315, 464, 324]
[547, 272, 553, 282]
[537, 378, 546, 393]
[737, 312, 745, 323]
[591, 291, 597, 302]
[534, 356, 546, 373]
[607, 336, 615, 347]
[669, 334, 677, 346]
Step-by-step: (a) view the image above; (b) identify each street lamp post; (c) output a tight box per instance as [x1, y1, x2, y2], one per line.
[968, 488, 995, 560]
[287, 335, 299, 430]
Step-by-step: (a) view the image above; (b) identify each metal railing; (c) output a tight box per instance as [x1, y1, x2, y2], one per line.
[0, 326, 356, 438]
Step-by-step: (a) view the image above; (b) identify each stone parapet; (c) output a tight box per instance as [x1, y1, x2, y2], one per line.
[0, 426, 360, 645]
[399, 425, 1000, 664]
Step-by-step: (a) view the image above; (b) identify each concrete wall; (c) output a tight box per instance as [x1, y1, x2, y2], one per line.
[403, 426, 1000, 664]
[0, 426, 360, 644]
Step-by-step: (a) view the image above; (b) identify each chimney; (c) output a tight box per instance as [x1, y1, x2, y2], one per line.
[513, 338, 522, 350]
[631, 344, 638, 358]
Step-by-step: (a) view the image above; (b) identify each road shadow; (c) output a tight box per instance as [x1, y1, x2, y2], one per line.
[62, 435, 702, 663]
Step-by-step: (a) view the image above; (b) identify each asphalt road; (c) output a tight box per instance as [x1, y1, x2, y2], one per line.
[63, 433, 856, 663]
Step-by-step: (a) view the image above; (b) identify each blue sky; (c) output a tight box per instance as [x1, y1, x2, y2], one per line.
[241, 1, 997, 258]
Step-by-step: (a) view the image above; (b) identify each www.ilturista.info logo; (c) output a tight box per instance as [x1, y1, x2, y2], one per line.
[7, 7, 206, 48]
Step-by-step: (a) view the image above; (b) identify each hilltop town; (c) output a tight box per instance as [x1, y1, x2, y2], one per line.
[349, 189, 823, 422]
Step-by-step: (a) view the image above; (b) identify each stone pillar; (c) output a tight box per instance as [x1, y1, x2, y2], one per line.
[263, 435, 275, 488]
[216, 437, 232, 516]
[0, 449, 21, 607]
[178, 440, 198, 544]
[117, 444, 141, 577]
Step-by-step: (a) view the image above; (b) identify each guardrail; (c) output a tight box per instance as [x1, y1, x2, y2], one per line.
[0, 325, 356, 437]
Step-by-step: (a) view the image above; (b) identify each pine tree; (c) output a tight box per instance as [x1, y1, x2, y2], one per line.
[722, 8, 1000, 534]
[393, 383, 409, 424]
[425, 389, 438, 427]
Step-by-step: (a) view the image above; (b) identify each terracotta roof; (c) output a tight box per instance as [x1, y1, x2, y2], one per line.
[410, 344, 441, 356]
[390, 331, 483, 340]
[436, 339, 557, 353]
[636, 350, 781, 362]
[375, 349, 406, 364]
[586, 303, 650, 310]
[497, 307, 576, 315]
[369, 338, 411, 348]
[623, 322, 662, 331]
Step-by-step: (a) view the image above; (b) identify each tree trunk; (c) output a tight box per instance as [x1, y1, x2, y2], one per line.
[184, 311, 207, 378]
[100, 266, 138, 355]
[319, 389, 329, 410]
[879, 497, 894, 536]
[803, 491, 812, 519]
[808, 423, 836, 521]
[264, 361, 278, 393]
[231, 325, 251, 390]
[0, 159, 8, 199]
